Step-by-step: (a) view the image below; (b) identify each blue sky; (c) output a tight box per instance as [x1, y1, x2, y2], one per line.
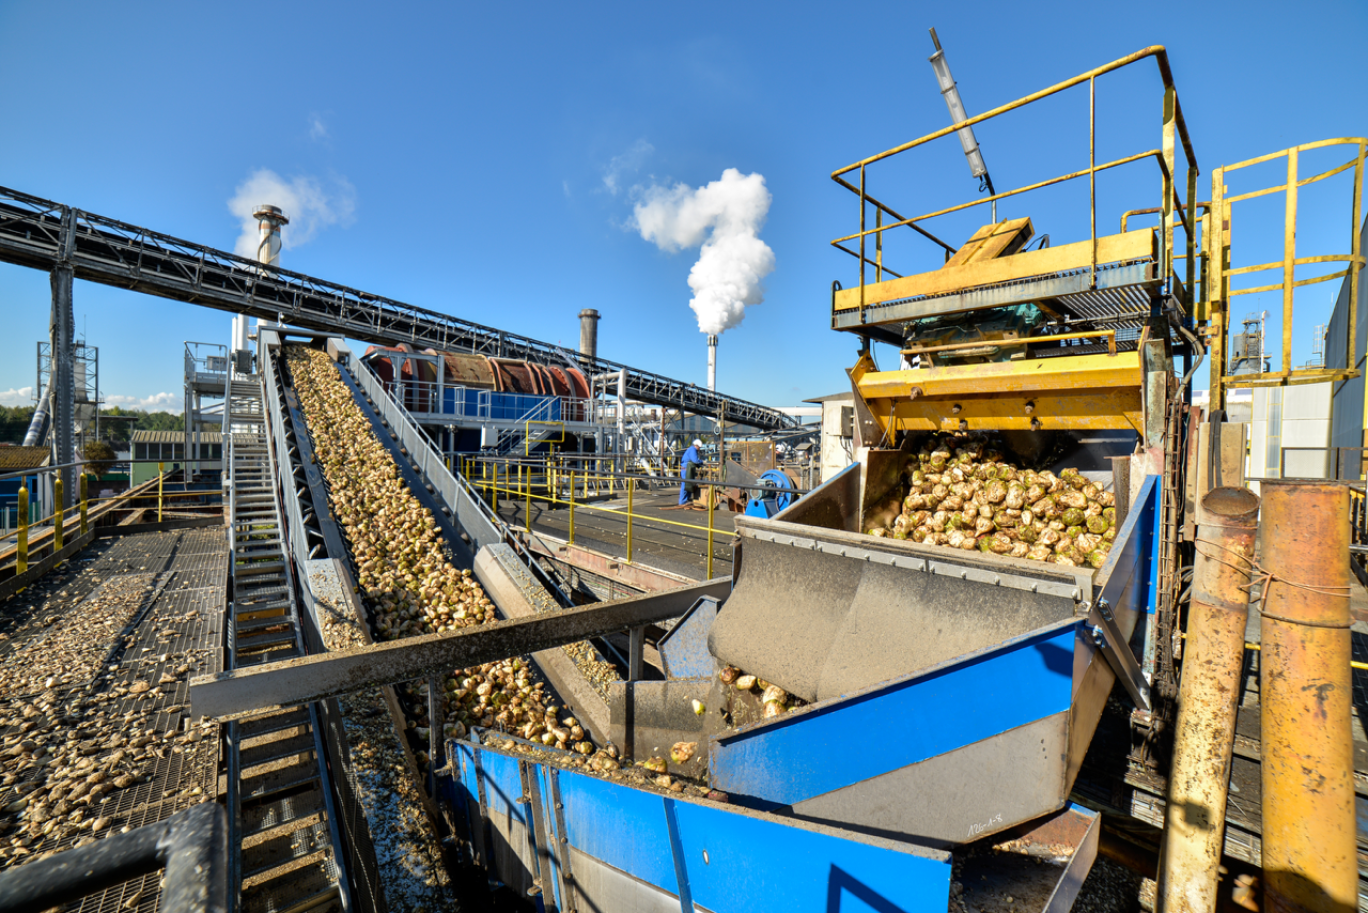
[1, 0, 1364, 412]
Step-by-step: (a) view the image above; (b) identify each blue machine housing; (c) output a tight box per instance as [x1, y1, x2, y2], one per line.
[445, 733, 1101, 913]
[743, 469, 799, 519]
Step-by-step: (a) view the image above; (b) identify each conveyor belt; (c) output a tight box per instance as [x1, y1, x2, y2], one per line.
[0, 185, 794, 432]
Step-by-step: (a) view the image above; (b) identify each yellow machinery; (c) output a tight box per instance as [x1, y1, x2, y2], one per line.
[831, 47, 1200, 453]
[830, 46, 1365, 461]
[818, 41, 1368, 913]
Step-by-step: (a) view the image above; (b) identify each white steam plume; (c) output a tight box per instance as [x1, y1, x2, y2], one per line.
[633, 168, 775, 335]
[228, 169, 356, 260]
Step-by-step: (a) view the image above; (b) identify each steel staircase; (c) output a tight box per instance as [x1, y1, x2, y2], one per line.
[225, 375, 350, 913]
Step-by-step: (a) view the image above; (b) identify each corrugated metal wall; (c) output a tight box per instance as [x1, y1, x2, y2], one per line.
[1328, 216, 1368, 452]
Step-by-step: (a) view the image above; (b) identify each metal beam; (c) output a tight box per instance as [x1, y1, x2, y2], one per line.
[0, 187, 793, 431]
[832, 261, 1157, 332]
[190, 577, 731, 719]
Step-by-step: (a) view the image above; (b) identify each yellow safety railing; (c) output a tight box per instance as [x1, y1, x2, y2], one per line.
[832, 46, 1201, 318]
[525, 420, 564, 454]
[1207, 138, 1367, 406]
[5, 468, 224, 575]
[463, 456, 732, 579]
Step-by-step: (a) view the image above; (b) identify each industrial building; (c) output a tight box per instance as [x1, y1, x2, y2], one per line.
[0, 39, 1365, 913]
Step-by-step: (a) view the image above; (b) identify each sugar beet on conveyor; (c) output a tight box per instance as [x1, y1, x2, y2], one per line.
[308, 341, 622, 743]
[254, 333, 627, 888]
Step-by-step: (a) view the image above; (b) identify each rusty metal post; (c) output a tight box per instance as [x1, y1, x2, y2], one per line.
[1260, 481, 1357, 913]
[1158, 486, 1260, 913]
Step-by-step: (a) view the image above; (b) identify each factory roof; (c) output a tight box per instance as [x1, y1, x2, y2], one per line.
[0, 446, 52, 470]
[130, 430, 222, 444]
[803, 392, 854, 404]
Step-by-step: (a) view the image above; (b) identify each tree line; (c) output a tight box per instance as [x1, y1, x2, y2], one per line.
[0, 405, 183, 446]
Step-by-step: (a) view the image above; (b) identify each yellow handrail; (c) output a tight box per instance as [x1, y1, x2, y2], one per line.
[16, 486, 27, 574]
[53, 479, 63, 552]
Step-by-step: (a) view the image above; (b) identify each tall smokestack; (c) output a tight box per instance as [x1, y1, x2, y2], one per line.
[707, 334, 718, 391]
[253, 204, 288, 268]
[579, 309, 600, 360]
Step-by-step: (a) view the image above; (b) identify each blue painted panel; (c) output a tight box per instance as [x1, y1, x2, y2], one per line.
[657, 597, 719, 679]
[453, 743, 485, 867]
[710, 622, 1078, 806]
[478, 749, 528, 827]
[557, 768, 680, 894]
[446, 742, 955, 913]
[534, 765, 563, 912]
[670, 798, 951, 913]
[1096, 475, 1157, 611]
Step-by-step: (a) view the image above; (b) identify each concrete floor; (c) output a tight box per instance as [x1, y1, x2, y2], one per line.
[495, 488, 738, 582]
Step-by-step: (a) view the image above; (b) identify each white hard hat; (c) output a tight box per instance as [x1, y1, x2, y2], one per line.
[692, 439, 703, 447]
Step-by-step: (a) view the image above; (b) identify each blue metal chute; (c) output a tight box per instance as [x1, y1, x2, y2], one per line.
[707, 469, 1159, 845]
[440, 466, 1155, 910]
[447, 737, 953, 913]
[445, 734, 1103, 913]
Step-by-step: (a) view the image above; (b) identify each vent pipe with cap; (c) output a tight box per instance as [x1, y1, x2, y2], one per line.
[254, 204, 289, 268]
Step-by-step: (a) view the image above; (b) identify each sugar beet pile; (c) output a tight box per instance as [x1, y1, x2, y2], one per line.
[864, 433, 1116, 568]
[286, 347, 596, 759]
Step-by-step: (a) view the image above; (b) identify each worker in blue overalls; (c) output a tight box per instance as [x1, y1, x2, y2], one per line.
[679, 438, 704, 506]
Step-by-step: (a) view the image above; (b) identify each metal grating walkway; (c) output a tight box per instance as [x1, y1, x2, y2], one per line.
[0, 527, 226, 913]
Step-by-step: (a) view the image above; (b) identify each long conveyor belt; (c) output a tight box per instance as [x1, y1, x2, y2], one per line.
[252, 330, 620, 909]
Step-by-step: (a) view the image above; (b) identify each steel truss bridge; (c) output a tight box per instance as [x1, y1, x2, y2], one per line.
[0, 185, 795, 431]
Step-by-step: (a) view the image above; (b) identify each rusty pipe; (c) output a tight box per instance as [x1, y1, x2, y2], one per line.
[1158, 486, 1260, 913]
[1259, 481, 1357, 913]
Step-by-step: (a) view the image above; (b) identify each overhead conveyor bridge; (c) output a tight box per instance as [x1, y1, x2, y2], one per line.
[0, 185, 796, 432]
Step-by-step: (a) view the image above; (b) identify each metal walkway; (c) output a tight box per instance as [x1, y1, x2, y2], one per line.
[0, 185, 795, 432]
[0, 528, 225, 913]
[225, 376, 350, 913]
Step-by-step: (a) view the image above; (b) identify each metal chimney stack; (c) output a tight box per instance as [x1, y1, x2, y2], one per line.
[253, 204, 289, 269]
[232, 204, 288, 374]
[707, 334, 718, 391]
[579, 309, 600, 360]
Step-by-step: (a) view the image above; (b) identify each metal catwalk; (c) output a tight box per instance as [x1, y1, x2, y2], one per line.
[0, 186, 795, 432]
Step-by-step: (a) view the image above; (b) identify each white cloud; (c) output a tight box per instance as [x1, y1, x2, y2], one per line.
[106, 392, 182, 413]
[228, 169, 357, 260]
[308, 113, 329, 141]
[563, 179, 572, 199]
[632, 168, 775, 335]
[0, 386, 34, 407]
[603, 139, 654, 195]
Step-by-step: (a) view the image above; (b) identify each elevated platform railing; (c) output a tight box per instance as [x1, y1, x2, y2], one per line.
[830, 46, 1200, 337]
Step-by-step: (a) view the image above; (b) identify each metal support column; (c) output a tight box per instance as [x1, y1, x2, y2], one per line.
[50, 214, 75, 507]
